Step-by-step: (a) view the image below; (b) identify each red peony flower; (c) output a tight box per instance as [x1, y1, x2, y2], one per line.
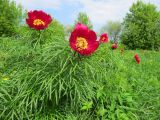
[69, 23, 99, 56]
[112, 43, 118, 50]
[134, 54, 140, 64]
[99, 33, 108, 43]
[26, 10, 52, 30]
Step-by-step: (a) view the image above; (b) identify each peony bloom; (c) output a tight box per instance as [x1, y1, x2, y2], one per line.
[69, 23, 99, 56]
[112, 43, 118, 50]
[26, 10, 52, 30]
[99, 33, 108, 43]
[134, 54, 140, 64]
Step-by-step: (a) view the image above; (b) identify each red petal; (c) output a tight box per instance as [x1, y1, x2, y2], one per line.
[26, 10, 52, 30]
[99, 33, 108, 43]
[26, 19, 34, 28]
[69, 23, 99, 56]
[69, 30, 78, 51]
[79, 31, 98, 56]
[75, 23, 88, 30]
[28, 11, 36, 19]
[85, 41, 99, 55]
[74, 23, 89, 38]
[87, 30, 97, 43]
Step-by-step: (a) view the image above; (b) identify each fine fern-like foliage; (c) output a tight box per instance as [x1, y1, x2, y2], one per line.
[0, 20, 160, 120]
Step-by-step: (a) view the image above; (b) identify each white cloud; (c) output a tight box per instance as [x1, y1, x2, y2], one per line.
[68, 0, 160, 30]
[74, 0, 136, 26]
[13, 0, 160, 30]
[14, 0, 63, 10]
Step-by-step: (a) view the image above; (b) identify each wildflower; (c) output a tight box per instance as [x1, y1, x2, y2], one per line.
[134, 54, 140, 64]
[26, 10, 52, 30]
[69, 23, 99, 56]
[112, 43, 118, 50]
[99, 33, 108, 43]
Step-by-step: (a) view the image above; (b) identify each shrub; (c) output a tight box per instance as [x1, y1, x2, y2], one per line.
[75, 12, 93, 29]
[101, 21, 121, 43]
[121, 1, 160, 50]
[0, 0, 23, 36]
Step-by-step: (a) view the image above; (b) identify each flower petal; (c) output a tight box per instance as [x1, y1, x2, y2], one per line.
[74, 23, 89, 38]
[87, 30, 97, 43]
[26, 10, 52, 30]
[99, 33, 108, 43]
[69, 30, 78, 51]
[69, 23, 99, 56]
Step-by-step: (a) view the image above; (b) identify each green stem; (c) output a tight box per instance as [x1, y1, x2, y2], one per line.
[78, 53, 82, 61]
[73, 51, 77, 57]
[33, 30, 42, 50]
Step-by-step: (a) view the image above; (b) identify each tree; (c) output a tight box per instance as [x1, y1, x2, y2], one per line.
[64, 25, 74, 38]
[0, 0, 23, 36]
[121, 1, 160, 50]
[155, 17, 160, 50]
[75, 12, 93, 29]
[101, 21, 121, 43]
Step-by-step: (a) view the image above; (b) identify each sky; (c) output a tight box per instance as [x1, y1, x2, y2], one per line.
[13, 0, 160, 31]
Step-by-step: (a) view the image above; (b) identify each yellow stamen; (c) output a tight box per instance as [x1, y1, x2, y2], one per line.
[33, 19, 45, 26]
[102, 37, 106, 41]
[76, 37, 88, 50]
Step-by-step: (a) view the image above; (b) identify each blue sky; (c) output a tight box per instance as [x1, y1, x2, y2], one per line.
[14, 0, 160, 31]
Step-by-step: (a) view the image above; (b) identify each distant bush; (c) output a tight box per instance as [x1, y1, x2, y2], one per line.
[101, 21, 121, 43]
[75, 12, 93, 29]
[0, 0, 23, 36]
[121, 1, 160, 50]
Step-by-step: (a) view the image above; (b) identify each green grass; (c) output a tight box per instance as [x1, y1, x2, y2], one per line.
[0, 30, 160, 120]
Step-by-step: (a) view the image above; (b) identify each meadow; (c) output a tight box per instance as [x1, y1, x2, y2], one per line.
[0, 20, 160, 120]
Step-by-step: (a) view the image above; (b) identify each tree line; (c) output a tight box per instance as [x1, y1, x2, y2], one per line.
[1, 0, 160, 50]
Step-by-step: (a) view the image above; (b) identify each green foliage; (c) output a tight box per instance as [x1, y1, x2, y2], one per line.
[65, 12, 93, 39]
[17, 19, 65, 46]
[0, 0, 23, 37]
[121, 1, 160, 50]
[0, 19, 160, 119]
[75, 12, 93, 29]
[101, 21, 121, 43]
[0, 35, 160, 119]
